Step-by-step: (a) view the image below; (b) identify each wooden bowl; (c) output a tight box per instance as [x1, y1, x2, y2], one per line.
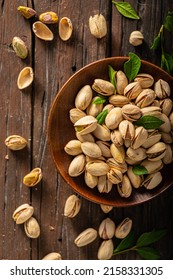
[47, 57, 173, 207]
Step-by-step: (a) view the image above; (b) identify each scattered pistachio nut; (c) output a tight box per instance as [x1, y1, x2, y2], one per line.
[74, 228, 98, 247]
[115, 217, 132, 239]
[59, 17, 73, 41]
[32, 21, 54, 41]
[99, 217, 116, 239]
[23, 168, 42, 187]
[24, 216, 40, 238]
[39, 11, 58, 24]
[97, 239, 114, 260]
[42, 252, 62, 260]
[17, 66, 34, 90]
[129, 30, 144, 46]
[17, 6, 36, 19]
[12, 203, 34, 224]
[89, 14, 107, 39]
[64, 194, 81, 218]
[100, 204, 113, 213]
[5, 135, 27, 150]
[12, 37, 28, 59]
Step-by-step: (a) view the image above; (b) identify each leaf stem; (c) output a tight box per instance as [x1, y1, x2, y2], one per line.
[113, 245, 137, 256]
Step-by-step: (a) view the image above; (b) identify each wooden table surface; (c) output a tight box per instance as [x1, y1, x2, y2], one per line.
[1, 0, 173, 260]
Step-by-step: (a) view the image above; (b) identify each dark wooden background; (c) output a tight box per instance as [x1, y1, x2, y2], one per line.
[0, 0, 173, 260]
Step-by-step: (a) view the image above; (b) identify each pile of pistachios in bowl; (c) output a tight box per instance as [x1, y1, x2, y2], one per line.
[64, 65, 173, 198]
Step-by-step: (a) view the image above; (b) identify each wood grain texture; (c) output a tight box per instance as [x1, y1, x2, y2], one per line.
[0, 0, 173, 260]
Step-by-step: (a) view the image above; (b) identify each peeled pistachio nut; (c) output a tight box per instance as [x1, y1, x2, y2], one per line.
[127, 166, 143, 188]
[85, 171, 98, 188]
[97, 175, 113, 193]
[39, 11, 58, 24]
[59, 17, 73, 41]
[17, 6, 36, 19]
[134, 73, 154, 88]
[124, 82, 142, 100]
[115, 218, 132, 239]
[75, 85, 93, 111]
[12, 203, 34, 224]
[74, 115, 97, 135]
[5, 135, 27, 150]
[42, 252, 62, 260]
[100, 204, 113, 213]
[17, 67, 34, 90]
[12, 37, 28, 59]
[86, 96, 103, 117]
[64, 194, 81, 218]
[116, 71, 128, 95]
[69, 108, 86, 123]
[97, 239, 114, 260]
[154, 79, 171, 99]
[92, 79, 115, 96]
[23, 168, 42, 187]
[86, 161, 110, 176]
[142, 172, 162, 190]
[129, 30, 144, 46]
[32, 21, 54, 41]
[64, 140, 82, 156]
[74, 228, 98, 247]
[99, 218, 116, 239]
[24, 217, 40, 238]
[109, 94, 129, 107]
[135, 89, 156, 108]
[105, 107, 123, 130]
[117, 174, 132, 198]
[89, 14, 107, 39]
[121, 104, 141, 121]
[68, 154, 85, 177]
[146, 142, 166, 161]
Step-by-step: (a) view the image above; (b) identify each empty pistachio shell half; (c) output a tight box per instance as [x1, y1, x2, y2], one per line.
[39, 11, 58, 24]
[17, 67, 34, 90]
[59, 17, 73, 41]
[115, 217, 132, 239]
[42, 252, 62, 260]
[32, 21, 54, 41]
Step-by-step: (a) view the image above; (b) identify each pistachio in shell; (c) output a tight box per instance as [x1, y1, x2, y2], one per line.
[115, 217, 132, 239]
[23, 168, 42, 187]
[5, 135, 27, 150]
[24, 216, 40, 238]
[32, 21, 54, 41]
[17, 67, 34, 90]
[59, 17, 73, 41]
[42, 252, 62, 260]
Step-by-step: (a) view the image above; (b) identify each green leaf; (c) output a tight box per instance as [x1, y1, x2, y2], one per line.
[151, 33, 161, 50]
[92, 96, 107, 104]
[136, 247, 160, 260]
[161, 52, 173, 75]
[132, 165, 148, 176]
[108, 65, 116, 89]
[114, 231, 135, 253]
[134, 115, 164, 129]
[164, 11, 173, 32]
[96, 109, 108, 125]
[112, 1, 140, 20]
[124, 52, 141, 82]
[136, 229, 167, 248]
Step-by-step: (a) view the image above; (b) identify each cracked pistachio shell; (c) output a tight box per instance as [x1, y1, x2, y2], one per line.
[74, 115, 97, 135]
[131, 126, 148, 149]
[154, 79, 171, 99]
[159, 98, 173, 116]
[107, 158, 127, 173]
[127, 166, 143, 188]
[99, 218, 116, 239]
[142, 130, 162, 149]
[17, 6, 36, 19]
[105, 107, 123, 130]
[97, 175, 113, 193]
[32, 21, 54, 41]
[85, 170, 98, 188]
[141, 159, 163, 174]
[97, 239, 114, 260]
[5, 135, 27, 150]
[110, 144, 125, 164]
[129, 30, 144, 46]
[59, 17, 73, 41]
[126, 146, 147, 162]
[86, 160, 110, 176]
[86, 96, 103, 117]
[135, 89, 156, 108]
[24, 217, 40, 238]
[74, 228, 98, 247]
[134, 73, 154, 88]
[68, 154, 85, 177]
[81, 141, 102, 158]
[125, 156, 141, 166]
[23, 168, 42, 187]
[64, 140, 82, 155]
[89, 14, 107, 39]
[17, 67, 34, 90]
[39, 11, 58, 24]
[100, 204, 113, 213]
[42, 252, 62, 260]
[64, 194, 81, 218]
[116, 71, 128, 95]
[163, 144, 173, 164]
[76, 132, 95, 143]
[119, 120, 135, 141]
[12, 203, 34, 224]
[158, 113, 171, 133]
[12, 37, 28, 59]
[69, 108, 86, 124]
[124, 81, 142, 100]
[107, 168, 123, 184]
[92, 79, 115, 96]
[142, 172, 162, 190]
[161, 132, 173, 144]
[169, 112, 173, 129]
[117, 174, 132, 198]
[75, 85, 93, 111]
[111, 130, 124, 147]
[146, 142, 166, 161]
[96, 141, 111, 158]
[109, 94, 129, 107]
[141, 106, 161, 116]
[93, 124, 111, 141]
[115, 218, 132, 239]
[122, 104, 142, 121]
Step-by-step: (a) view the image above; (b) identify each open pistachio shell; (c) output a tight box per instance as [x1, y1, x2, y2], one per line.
[32, 21, 54, 41]
[59, 17, 73, 41]
[17, 67, 34, 90]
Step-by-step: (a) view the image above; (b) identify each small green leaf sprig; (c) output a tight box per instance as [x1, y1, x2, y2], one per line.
[112, 1, 140, 20]
[113, 229, 167, 260]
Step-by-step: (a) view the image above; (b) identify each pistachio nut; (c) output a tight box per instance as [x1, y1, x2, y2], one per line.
[74, 115, 97, 135]
[42, 252, 62, 260]
[141, 159, 163, 174]
[75, 85, 93, 110]
[5, 135, 27, 150]
[81, 141, 102, 158]
[64, 194, 81, 218]
[125, 156, 141, 166]
[161, 132, 173, 144]
[154, 79, 171, 99]
[103, 104, 114, 112]
[86, 160, 110, 176]
[122, 104, 142, 121]
[100, 204, 113, 213]
[163, 144, 173, 164]
[126, 146, 147, 161]
[69, 108, 86, 124]
[134, 73, 154, 88]
[97, 239, 114, 260]
[99, 218, 116, 239]
[24, 217, 40, 238]
[110, 144, 125, 164]
[86, 96, 103, 117]
[142, 172, 162, 190]
[124, 82, 142, 100]
[127, 166, 143, 188]
[146, 142, 166, 161]
[39, 11, 58, 24]
[92, 79, 115, 96]
[85, 171, 98, 188]
[135, 89, 156, 108]
[12, 37, 28, 59]
[17, 6, 36, 19]
[74, 228, 98, 247]
[116, 71, 128, 95]
[159, 98, 173, 116]
[109, 94, 129, 107]
[23, 168, 42, 187]
[115, 217, 132, 239]
[158, 113, 171, 133]
[12, 203, 34, 224]
[68, 154, 85, 177]
[105, 107, 123, 129]
[169, 112, 173, 129]
[17, 67, 34, 90]
[152, 100, 161, 107]
[107, 168, 123, 184]
[96, 141, 112, 158]
[64, 140, 82, 155]
[89, 14, 107, 39]
[141, 106, 161, 116]
[59, 17, 73, 41]
[32, 21, 54, 41]
[129, 30, 144, 46]
[119, 120, 135, 141]
[76, 132, 95, 143]
[142, 130, 162, 148]
[97, 175, 113, 193]
[107, 158, 127, 173]
[111, 130, 124, 147]
[92, 124, 111, 141]
[117, 174, 132, 198]
[131, 126, 148, 149]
